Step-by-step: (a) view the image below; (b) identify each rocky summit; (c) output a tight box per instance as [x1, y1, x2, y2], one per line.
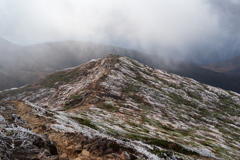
[1, 54, 240, 160]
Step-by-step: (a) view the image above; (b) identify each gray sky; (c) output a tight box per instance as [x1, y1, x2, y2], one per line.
[0, 0, 240, 58]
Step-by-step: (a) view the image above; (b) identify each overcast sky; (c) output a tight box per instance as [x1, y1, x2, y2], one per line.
[0, 0, 240, 58]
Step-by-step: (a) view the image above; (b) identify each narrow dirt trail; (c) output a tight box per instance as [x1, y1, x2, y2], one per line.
[7, 101, 137, 160]
[12, 101, 85, 158]
[15, 101, 56, 132]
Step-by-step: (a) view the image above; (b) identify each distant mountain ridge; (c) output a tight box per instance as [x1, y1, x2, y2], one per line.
[203, 54, 240, 77]
[1, 37, 240, 93]
[187, 44, 240, 65]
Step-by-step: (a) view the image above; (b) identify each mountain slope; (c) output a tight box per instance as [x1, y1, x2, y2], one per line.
[132, 55, 240, 94]
[203, 55, 240, 78]
[2, 38, 240, 94]
[0, 72, 25, 90]
[187, 43, 240, 65]
[0, 37, 51, 90]
[1, 55, 240, 159]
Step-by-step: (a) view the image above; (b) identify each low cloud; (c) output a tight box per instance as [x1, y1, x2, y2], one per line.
[0, 0, 239, 60]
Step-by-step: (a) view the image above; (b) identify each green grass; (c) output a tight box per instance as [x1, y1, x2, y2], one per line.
[161, 125, 175, 132]
[41, 69, 80, 88]
[155, 77, 168, 85]
[64, 106, 71, 109]
[219, 96, 236, 106]
[216, 96, 240, 116]
[45, 112, 54, 117]
[178, 129, 195, 136]
[136, 74, 148, 84]
[200, 141, 229, 158]
[0, 84, 36, 100]
[100, 74, 108, 81]
[64, 94, 83, 109]
[128, 121, 142, 128]
[118, 103, 125, 107]
[70, 94, 82, 100]
[126, 134, 200, 156]
[187, 92, 202, 101]
[151, 149, 168, 159]
[123, 83, 139, 93]
[129, 94, 145, 104]
[49, 110, 59, 115]
[199, 108, 211, 117]
[98, 104, 118, 112]
[142, 117, 159, 128]
[72, 117, 97, 130]
[168, 93, 198, 108]
[142, 70, 152, 76]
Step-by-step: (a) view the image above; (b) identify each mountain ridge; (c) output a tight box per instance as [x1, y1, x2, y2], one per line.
[1, 55, 240, 159]
[1, 37, 240, 94]
[0, 37, 19, 48]
[203, 54, 240, 78]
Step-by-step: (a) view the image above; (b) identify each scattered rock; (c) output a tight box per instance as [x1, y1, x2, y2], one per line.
[168, 150, 176, 160]
[83, 143, 92, 150]
[64, 140, 68, 146]
[129, 154, 138, 160]
[59, 153, 68, 160]
[92, 98, 99, 104]
[75, 157, 89, 160]
[106, 154, 114, 158]
[49, 155, 60, 160]
[81, 149, 90, 157]
[120, 151, 130, 160]
[104, 148, 113, 154]
[66, 145, 74, 150]
[11, 114, 20, 120]
[75, 144, 83, 152]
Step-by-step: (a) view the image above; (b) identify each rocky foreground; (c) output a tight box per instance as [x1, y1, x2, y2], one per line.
[0, 100, 184, 160]
[1, 55, 240, 159]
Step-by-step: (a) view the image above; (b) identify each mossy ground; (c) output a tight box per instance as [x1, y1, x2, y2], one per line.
[41, 68, 80, 88]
